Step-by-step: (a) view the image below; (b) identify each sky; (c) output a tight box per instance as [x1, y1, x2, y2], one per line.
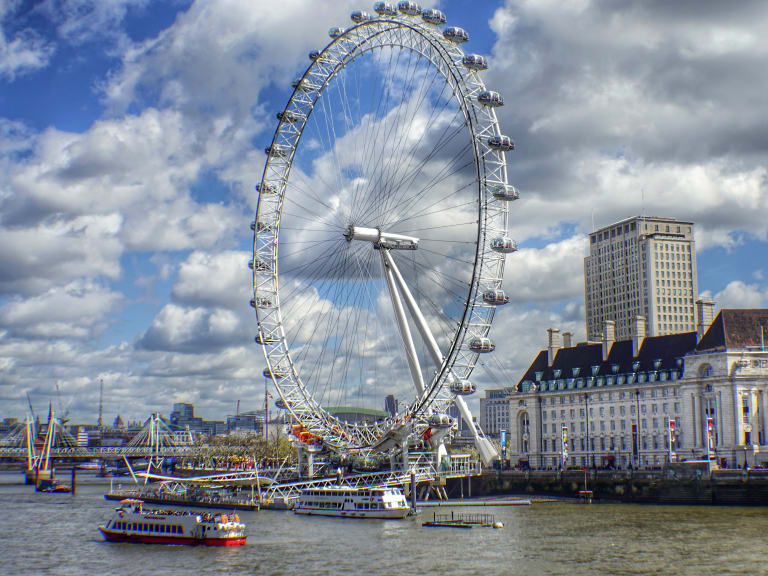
[1, 0, 767, 425]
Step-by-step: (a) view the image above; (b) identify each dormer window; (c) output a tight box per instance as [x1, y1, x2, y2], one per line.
[553, 369, 562, 379]
[572, 367, 581, 377]
[632, 361, 640, 372]
[653, 359, 662, 370]
[611, 364, 619, 374]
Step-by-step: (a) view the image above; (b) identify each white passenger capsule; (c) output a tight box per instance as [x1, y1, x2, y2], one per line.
[421, 8, 446, 25]
[351, 10, 372, 23]
[443, 26, 468, 43]
[397, 1, 421, 16]
[276, 110, 303, 124]
[250, 259, 271, 271]
[488, 135, 515, 151]
[250, 296, 273, 308]
[263, 367, 289, 379]
[256, 182, 277, 194]
[491, 236, 518, 254]
[489, 183, 520, 201]
[265, 144, 290, 158]
[373, 2, 397, 16]
[450, 380, 476, 396]
[478, 90, 504, 107]
[482, 289, 510, 305]
[462, 54, 488, 71]
[255, 333, 276, 345]
[329, 26, 345, 38]
[274, 398, 289, 410]
[429, 413, 454, 428]
[469, 337, 495, 353]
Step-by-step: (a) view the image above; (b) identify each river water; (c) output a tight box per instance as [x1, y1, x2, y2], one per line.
[1, 473, 766, 575]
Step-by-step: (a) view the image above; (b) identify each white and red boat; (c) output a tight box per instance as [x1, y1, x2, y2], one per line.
[99, 499, 246, 546]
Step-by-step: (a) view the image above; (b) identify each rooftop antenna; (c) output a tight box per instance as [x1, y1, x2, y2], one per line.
[640, 187, 645, 219]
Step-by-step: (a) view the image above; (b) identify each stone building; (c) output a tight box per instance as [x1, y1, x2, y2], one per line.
[499, 306, 768, 469]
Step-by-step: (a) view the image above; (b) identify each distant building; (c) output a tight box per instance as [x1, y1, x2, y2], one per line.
[585, 216, 698, 341]
[170, 403, 225, 437]
[384, 395, 398, 417]
[480, 387, 514, 437]
[226, 410, 265, 433]
[493, 308, 768, 469]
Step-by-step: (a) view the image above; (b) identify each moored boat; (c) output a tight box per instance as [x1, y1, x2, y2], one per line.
[294, 485, 410, 519]
[98, 499, 246, 546]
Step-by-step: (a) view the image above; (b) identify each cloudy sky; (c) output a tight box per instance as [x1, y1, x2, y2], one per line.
[1, 0, 766, 425]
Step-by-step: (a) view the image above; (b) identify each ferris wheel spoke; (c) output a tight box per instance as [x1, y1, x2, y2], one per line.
[377, 70, 460, 221]
[371, 51, 439, 222]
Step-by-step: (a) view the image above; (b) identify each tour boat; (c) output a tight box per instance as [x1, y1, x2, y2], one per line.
[294, 486, 411, 519]
[98, 499, 246, 546]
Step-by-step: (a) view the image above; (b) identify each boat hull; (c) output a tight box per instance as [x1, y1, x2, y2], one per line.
[294, 509, 410, 519]
[99, 527, 246, 546]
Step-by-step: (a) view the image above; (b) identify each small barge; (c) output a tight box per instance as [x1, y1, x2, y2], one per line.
[99, 499, 246, 546]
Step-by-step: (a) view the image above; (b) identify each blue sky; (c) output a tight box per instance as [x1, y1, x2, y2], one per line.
[1, 0, 767, 424]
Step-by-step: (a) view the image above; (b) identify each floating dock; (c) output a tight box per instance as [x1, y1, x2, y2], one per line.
[422, 511, 503, 529]
[417, 497, 530, 507]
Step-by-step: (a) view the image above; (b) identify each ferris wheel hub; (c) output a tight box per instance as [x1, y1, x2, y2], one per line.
[343, 225, 419, 250]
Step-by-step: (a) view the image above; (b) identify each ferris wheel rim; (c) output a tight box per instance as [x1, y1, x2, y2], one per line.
[252, 10, 511, 451]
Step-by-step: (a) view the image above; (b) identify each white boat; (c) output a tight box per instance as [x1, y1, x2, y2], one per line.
[294, 486, 411, 519]
[98, 499, 246, 546]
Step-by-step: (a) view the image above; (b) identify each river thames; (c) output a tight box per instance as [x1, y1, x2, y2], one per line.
[1, 473, 766, 575]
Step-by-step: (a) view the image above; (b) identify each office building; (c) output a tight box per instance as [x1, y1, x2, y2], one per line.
[585, 216, 697, 341]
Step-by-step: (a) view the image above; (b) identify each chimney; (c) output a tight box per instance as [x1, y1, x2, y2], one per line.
[562, 331, 573, 348]
[631, 316, 647, 358]
[547, 328, 561, 366]
[696, 298, 715, 341]
[602, 320, 615, 361]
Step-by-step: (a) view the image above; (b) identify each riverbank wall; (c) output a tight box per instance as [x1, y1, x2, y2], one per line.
[458, 468, 768, 505]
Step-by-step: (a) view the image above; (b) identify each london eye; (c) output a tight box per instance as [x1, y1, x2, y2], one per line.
[251, 2, 519, 466]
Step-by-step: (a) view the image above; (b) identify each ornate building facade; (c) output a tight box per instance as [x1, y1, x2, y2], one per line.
[496, 308, 768, 469]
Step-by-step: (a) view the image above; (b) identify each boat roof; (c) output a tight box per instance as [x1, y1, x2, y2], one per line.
[119, 499, 144, 504]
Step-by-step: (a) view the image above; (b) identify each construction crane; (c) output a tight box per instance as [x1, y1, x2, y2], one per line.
[54, 381, 70, 425]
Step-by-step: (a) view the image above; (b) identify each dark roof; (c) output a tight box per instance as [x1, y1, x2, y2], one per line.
[517, 309, 768, 391]
[517, 332, 696, 390]
[697, 309, 768, 352]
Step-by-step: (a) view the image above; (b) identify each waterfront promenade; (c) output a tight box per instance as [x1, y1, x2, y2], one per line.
[470, 467, 768, 505]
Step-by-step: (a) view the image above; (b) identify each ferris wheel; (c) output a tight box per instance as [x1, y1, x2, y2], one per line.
[251, 1, 519, 466]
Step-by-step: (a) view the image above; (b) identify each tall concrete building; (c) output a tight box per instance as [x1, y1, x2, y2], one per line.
[585, 216, 698, 341]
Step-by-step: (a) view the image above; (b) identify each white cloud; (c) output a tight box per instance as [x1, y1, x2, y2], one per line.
[711, 280, 768, 310]
[487, 0, 768, 248]
[0, 279, 123, 339]
[0, 1, 54, 81]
